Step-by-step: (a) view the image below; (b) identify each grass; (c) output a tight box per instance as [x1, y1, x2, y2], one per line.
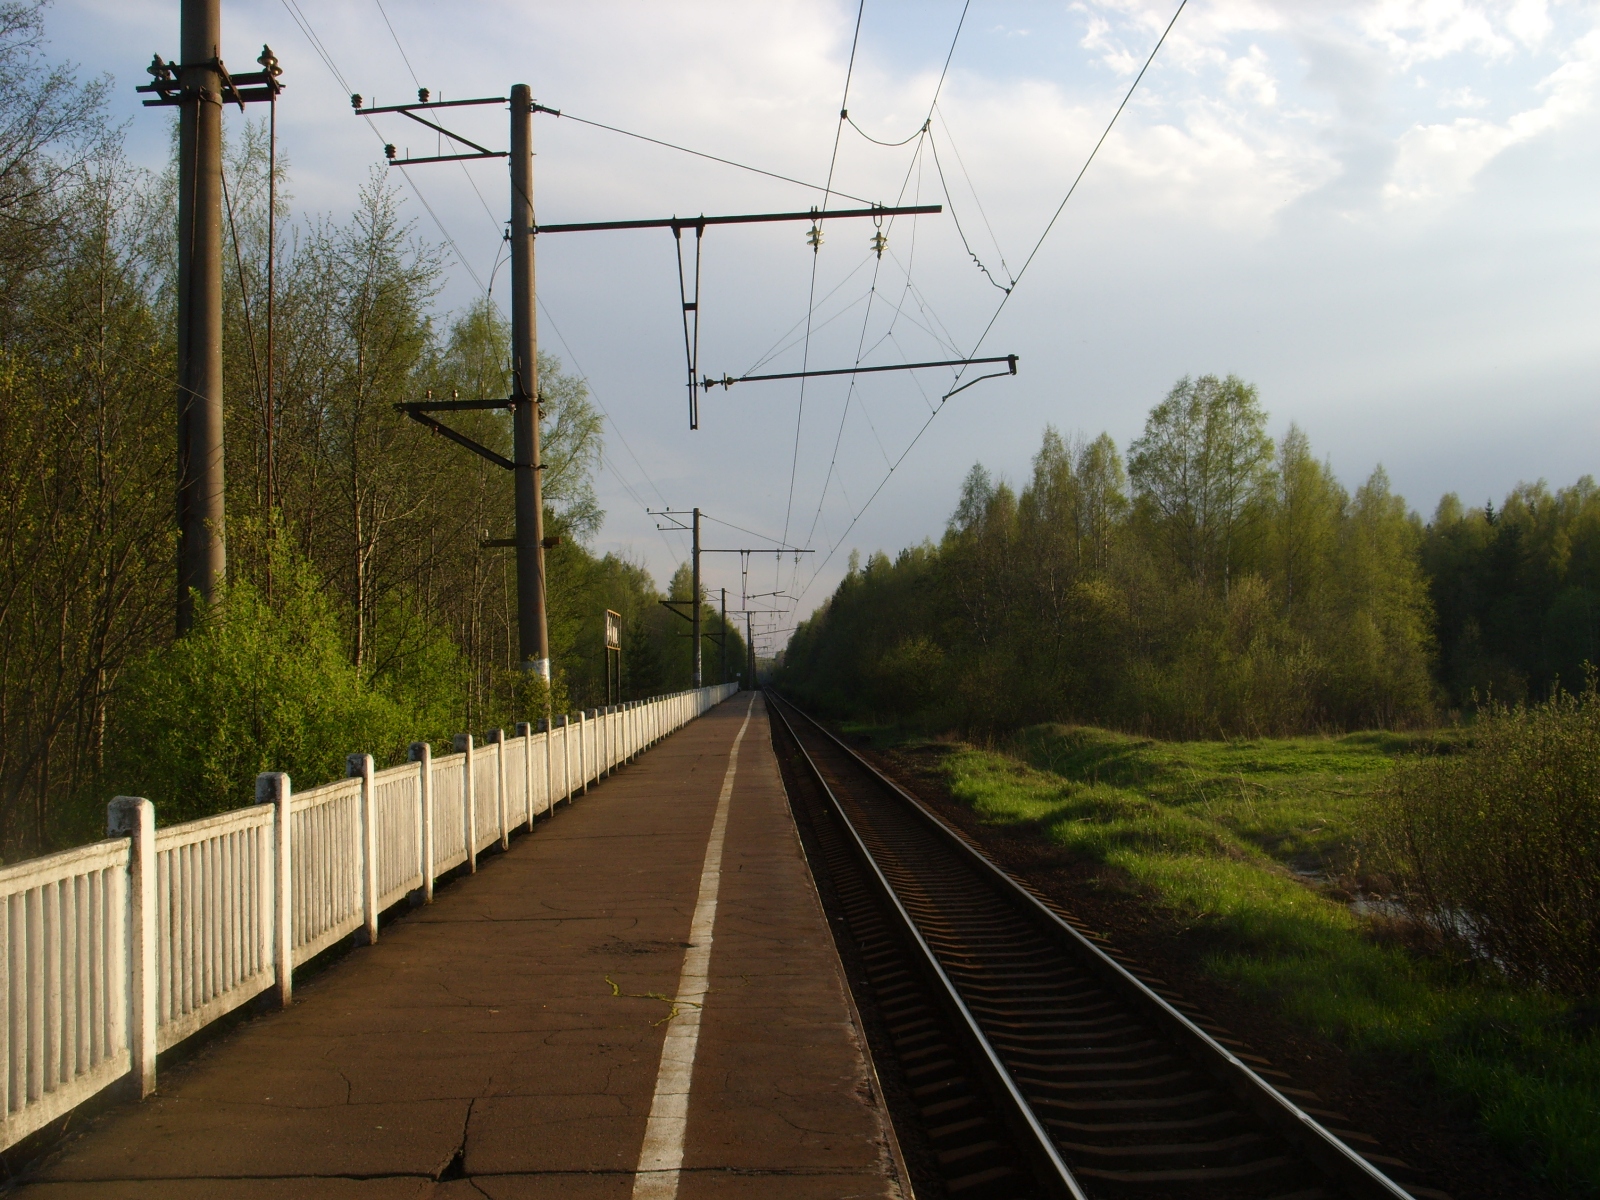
[924, 724, 1600, 1197]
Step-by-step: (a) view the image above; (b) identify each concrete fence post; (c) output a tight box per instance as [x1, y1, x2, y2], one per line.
[490, 729, 509, 850]
[409, 743, 434, 901]
[107, 796, 157, 1098]
[349, 753, 379, 945]
[455, 733, 477, 871]
[256, 772, 293, 1005]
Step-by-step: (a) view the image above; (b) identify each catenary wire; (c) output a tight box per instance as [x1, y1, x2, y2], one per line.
[790, 0, 1187, 612]
[544, 109, 876, 206]
[788, 2, 970, 598]
[778, 0, 868, 569]
[342, 1, 687, 579]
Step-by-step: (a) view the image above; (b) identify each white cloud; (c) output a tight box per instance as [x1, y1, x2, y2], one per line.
[1386, 24, 1600, 204]
[1436, 84, 1489, 108]
[1225, 45, 1279, 105]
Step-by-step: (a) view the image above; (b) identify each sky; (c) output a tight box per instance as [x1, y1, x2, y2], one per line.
[55, 0, 1600, 655]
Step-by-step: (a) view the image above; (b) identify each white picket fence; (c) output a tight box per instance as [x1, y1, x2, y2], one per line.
[0, 682, 740, 1151]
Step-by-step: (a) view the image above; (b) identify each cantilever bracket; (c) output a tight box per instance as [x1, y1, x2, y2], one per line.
[396, 399, 539, 473]
[658, 599, 698, 625]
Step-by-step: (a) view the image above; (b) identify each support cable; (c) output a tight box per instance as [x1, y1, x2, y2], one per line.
[792, 0, 1187, 611]
[928, 122, 1011, 293]
[788, 0, 970, 600]
[780, 0, 868, 560]
[539, 108, 876, 206]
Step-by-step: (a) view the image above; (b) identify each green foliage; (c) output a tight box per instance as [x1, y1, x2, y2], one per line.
[1424, 479, 1600, 707]
[935, 735, 1600, 1195]
[1369, 683, 1600, 996]
[103, 552, 431, 827]
[782, 383, 1436, 738]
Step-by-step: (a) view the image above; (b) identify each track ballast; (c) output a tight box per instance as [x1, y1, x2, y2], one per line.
[769, 692, 1441, 1200]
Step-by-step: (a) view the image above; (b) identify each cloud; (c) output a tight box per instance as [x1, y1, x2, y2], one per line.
[1386, 24, 1600, 204]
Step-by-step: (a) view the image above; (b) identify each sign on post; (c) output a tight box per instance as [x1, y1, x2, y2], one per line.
[604, 610, 622, 704]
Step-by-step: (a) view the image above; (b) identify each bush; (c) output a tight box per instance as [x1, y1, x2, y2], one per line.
[1369, 683, 1600, 995]
[104, 558, 440, 825]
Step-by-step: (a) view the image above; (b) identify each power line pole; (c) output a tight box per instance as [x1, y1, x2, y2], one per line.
[509, 84, 550, 681]
[175, 0, 224, 634]
[692, 508, 701, 688]
[746, 611, 755, 688]
[360, 88, 552, 680]
[719, 587, 728, 684]
[139, 5, 284, 634]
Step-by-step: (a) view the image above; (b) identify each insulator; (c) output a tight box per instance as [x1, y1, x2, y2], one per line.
[351, 93, 363, 110]
[806, 224, 823, 251]
[258, 45, 280, 76]
[871, 231, 888, 258]
[384, 143, 396, 160]
[417, 87, 430, 103]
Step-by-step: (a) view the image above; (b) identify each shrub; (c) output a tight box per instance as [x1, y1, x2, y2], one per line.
[104, 558, 436, 825]
[1368, 684, 1600, 995]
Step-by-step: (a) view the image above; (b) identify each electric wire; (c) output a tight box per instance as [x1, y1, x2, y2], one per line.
[544, 108, 875, 206]
[790, 0, 1187, 612]
[934, 103, 1010, 279]
[845, 113, 927, 147]
[955, 0, 1188, 374]
[698, 512, 807, 552]
[280, 0, 492, 296]
[362, 1, 687, 580]
[789, 4, 971, 599]
[928, 113, 1012, 292]
[778, 0, 867, 567]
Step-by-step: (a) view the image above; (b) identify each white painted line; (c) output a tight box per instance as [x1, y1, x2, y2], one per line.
[632, 694, 756, 1200]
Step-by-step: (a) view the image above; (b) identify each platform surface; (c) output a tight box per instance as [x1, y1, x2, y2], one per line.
[18, 693, 901, 1199]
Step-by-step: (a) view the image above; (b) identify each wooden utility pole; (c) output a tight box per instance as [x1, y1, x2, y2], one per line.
[509, 84, 550, 681]
[175, 0, 226, 633]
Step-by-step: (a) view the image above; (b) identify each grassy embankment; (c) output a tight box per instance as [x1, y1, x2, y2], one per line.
[857, 722, 1600, 1196]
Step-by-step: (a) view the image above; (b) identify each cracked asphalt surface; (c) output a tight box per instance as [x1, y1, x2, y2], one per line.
[15, 695, 902, 1199]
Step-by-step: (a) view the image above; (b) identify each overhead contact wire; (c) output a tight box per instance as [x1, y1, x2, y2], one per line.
[793, 1, 1186, 610]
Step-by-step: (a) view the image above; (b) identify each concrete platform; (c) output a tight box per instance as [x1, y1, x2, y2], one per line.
[17, 694, 901, 1199]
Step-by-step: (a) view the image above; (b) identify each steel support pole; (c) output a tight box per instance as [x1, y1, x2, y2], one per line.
[720, 587, 727, 685]
[510, 83, 550, 680]
[746, 612, 755, 688]
[692, 508, 702, 688]
[175, 0, 226, 633]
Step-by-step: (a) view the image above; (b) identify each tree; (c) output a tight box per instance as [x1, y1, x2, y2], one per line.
[1129, 374, 1273, 594]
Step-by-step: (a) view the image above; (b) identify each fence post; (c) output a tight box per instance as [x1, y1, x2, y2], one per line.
[455, 733, 478, 872]
[555, 715, 567, 803]
[516, 723, 534, 829]
[256, 773, 292, 1006]
[578, 711, 588, 795]
[348, 753, 379, 945]
[409, 743, 434, 902]
[490, 728, 509, 849]
[107, 796, 156, 1098]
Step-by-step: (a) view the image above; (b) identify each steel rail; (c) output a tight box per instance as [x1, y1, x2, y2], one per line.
[770, 690, 1421, 1200]
[767, 693, 1086, 1199]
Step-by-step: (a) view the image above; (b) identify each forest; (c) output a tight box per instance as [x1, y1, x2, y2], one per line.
[781, 372, 1600, 736]
[0, 5, 741, 856]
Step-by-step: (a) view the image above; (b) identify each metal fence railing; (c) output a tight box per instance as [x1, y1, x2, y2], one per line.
[0, 682, 741, 1151]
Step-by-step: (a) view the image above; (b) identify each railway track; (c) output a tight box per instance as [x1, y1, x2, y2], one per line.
[768, 692, 1445, 1200]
